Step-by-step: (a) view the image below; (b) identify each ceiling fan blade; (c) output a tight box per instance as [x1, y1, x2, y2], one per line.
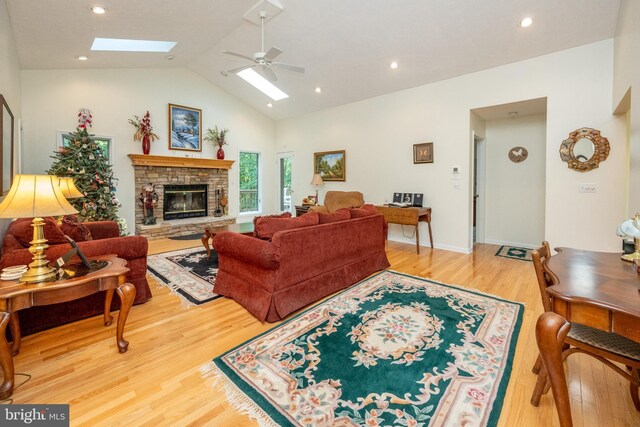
[261, 66, 278, 82]
[225, 64, 254, 75]
[264, 47, 282, 61]
[271, 62, 305, 73]
[221, 51, 256, 62]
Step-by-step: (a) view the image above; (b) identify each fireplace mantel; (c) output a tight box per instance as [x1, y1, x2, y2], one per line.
[128, 154, 235, 169]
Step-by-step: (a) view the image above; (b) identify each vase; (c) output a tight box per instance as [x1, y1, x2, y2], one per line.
[217, 146, 225, 159]
[142, 135, 151, 155]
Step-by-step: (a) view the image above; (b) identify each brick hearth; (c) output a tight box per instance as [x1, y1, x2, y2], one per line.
[129, 155, 236, 239]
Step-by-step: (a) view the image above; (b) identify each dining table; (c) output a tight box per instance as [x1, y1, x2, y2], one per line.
[536, 247, 640, 427]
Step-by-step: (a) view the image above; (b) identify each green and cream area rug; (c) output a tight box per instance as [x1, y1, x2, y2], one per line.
[495, 245, 533, 262]
[202, 270, 523, 427]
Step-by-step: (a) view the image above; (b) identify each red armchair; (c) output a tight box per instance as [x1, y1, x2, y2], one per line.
[0, 218, 152, 336]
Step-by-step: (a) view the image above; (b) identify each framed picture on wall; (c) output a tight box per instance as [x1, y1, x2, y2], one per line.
[413, 142, 434, 164]
[314, 150, 346, 181]
[0, 95, 14, 195]
[168, 103, 202, 152]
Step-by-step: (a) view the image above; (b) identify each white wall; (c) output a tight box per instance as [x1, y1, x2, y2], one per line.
[277, 40, 626, 253]
[20, 68, 276, 232]
[484, 114, 546, 248]
[0, 0, 21, 237]
[613, 0, 640, 216]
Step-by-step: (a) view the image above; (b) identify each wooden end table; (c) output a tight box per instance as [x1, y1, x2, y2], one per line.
[201, 222, 255, 260]
[0, 254, 135, 399]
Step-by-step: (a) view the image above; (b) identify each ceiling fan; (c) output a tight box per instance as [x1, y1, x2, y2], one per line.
[221, 11, 305, 82]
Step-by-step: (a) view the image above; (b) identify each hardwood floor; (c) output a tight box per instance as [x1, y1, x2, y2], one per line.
[4, 239, 640, 426]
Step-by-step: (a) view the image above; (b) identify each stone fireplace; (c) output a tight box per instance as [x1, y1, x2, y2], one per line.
[129, 155, 236, 239]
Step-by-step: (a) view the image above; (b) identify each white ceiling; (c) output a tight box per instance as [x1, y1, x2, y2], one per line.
[6, 0, 620, 120]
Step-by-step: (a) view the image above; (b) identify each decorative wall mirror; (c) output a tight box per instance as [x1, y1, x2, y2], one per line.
[0, 95, 14, 195]
[559, 127, 610, 172]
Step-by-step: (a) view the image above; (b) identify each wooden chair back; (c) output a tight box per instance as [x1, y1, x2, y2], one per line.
[532, 241, 559, 312]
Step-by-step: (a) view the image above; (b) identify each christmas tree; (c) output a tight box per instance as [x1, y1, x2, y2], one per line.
[47, 108, 121, 222]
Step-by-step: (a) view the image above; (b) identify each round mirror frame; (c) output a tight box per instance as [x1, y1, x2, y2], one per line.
[559, 127, 610, 172]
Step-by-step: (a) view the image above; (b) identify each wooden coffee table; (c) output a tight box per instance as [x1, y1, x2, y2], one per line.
[0, 254, 134, 399]
[201, 222, 255, 259]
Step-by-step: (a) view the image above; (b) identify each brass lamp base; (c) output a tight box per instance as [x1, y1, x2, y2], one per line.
[622, 238, 640, 262]
[20, 217, 57, 284]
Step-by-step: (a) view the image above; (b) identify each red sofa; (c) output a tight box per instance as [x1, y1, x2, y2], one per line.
[0, 218, 152, 336]
[213, 209, 390, 322]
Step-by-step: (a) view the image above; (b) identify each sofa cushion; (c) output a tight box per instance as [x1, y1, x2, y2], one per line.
[350, 204, 378, 218]
[9, 217, 68, 247]
[254, 212, 319, 240]
[253, 212, 292, 237]
[318, 208, 351, 224]
[60, 215, 93, 242]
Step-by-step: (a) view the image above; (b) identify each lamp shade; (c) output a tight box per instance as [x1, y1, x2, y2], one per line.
[57, 177, 84, 199]
[617, 214, 640, 239]
[310, 173, 324, 186]
[0, 174, 78, 219]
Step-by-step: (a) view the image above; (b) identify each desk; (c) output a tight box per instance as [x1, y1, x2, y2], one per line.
[538, 248, 640, 426]
[0, 255, 134, 399]
[375, 206, 433, 254]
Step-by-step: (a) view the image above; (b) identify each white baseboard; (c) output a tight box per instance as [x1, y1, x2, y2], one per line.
[386, 237, 470, 254]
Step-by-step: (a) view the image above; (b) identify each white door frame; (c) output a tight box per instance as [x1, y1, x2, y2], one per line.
[276, 151, 294, 214]
[469, 132, 486, 248]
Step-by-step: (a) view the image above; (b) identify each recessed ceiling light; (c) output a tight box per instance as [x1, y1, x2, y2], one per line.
[236, 68, 288, 101]
[91, 6, 106, 14]
[77, 55, 88, 61]
[520, 17, 533, 28]
[390, 61, 398, 69]
[267, 103, 273, 108]
[91, 38, 177, 52]
[315, 87, 322, 94]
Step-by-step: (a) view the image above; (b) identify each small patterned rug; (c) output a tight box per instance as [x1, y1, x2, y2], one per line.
[495, 245, 533, 262]
[147, 247, 220, 306]
[202, 270, 523, 427]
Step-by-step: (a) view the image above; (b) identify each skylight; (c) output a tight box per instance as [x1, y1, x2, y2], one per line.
[237, 68, 289, 101]
[91, 38, 177, 52]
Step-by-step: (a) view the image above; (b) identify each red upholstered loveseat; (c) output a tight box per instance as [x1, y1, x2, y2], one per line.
[213, 208, 390, 322]
[0, 217, 152, 336]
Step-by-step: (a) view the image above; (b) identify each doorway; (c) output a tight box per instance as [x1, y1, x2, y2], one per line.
[473, 135, 486, 244]
[277, 152, 293, 213]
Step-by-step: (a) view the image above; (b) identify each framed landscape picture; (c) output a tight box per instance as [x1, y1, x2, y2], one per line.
[169, 103, 202, 152]
[413, 142, 434, 164]
[314, 150, 346, 181]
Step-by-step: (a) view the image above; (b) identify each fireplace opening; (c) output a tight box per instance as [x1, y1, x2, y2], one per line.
[163, 185, 208, 220]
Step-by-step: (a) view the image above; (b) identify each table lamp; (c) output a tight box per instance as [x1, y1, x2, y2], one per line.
[56, 177, 84, 224]
[616, 213, 640, 262]
[0, 175, 78, 283]
[310, 173, 324, 205]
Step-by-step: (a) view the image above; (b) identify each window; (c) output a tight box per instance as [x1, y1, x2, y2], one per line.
[59, 132, 113, 162]
[239, 151, 260, 213]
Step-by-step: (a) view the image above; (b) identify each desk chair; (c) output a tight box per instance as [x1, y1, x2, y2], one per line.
[530, 241, 640, 410]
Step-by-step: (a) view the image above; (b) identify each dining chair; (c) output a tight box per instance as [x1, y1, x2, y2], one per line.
[530, 241, 640, 410]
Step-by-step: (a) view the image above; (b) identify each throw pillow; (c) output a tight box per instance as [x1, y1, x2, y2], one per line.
[254, 212, 319, 240]
[60, 215, 93, 242]
[253, 212, 292, 237]
[350, 204, 378, 218]
[10, 217, 68, 247]
[318, 208, 350, 224]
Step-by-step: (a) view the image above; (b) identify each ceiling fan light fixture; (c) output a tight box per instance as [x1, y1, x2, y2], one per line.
[237, 68, 288, 101]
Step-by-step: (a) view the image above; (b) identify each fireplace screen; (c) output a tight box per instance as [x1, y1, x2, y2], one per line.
[163, 185, 207, 220]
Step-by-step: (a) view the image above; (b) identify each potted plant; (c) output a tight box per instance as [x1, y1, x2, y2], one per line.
[129, 111, 159, 155]
[204, 125, 228, 159]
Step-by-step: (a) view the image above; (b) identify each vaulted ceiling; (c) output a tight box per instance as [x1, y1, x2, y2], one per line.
[6, 0, 620, 119]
